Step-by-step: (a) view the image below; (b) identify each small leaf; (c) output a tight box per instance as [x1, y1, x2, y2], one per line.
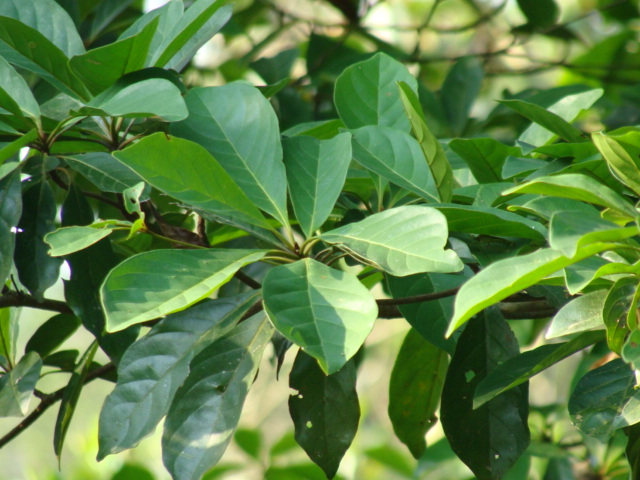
[334, 52, 417, 131]
[440, 57, 483, 136]
[603, 277, 639, 354]
[351, 125, 439, 202]
[63, 152, 143, 194]
[448, 138, 518, 184]
[25, 314, 81, 358]
[0, 168, 22, 286]
[593, 131, 640, 196]
[283, 133, 352, 238]
[0, 351, 42, 417]
[622, 330, 640, 371]
[389, 329, 448, 458]
[263, 259, 377, 374]
[0, 308, 18, 368]
[289, 351, 359, 479]
[441, 309, 529, 480]
[546, 289, 607, 339]
[320, 206, 462, 276]
[98, 293, 257, 459]
[45, 225, 116, 257]
[474, 331, 604, 408]
[101, 249, 267, 332]
[162, 314, 274, 480]
[0, 55, 40, 121]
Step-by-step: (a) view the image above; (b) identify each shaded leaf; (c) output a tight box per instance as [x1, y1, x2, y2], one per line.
[516, 0, 559, 30]
[440, 57, 483, 136]
[0, 351, 42, 417]
[0, 56, 40, 121]
[449, 138, 518, 184]
[234, 428, 262, 461]
[0, 168, 22, 286]
[593, 131, 640, 196]
[603, 277, 639, 354]
[289, 350, 359, 479]
[263, 259, 377, 374]
[25, 314, 81, 358]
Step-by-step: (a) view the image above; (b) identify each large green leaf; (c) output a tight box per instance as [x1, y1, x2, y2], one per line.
[101, 249, 267, 332]
[389, 328, 448, 458]
[320, 206, 462, 276]
[441, 310, 529, 480]
[162, 314, 274, 480]
[546, 289, 607, 339]
[263, 259, 377, 374]
[289, 351, 359, 479]
[569, 359, 640, 441]
[283, 133, 352, 238]
[474, 331, 604, 408]
[448, 138, 518, 184]
[113, 133, 272, 232]
[171, 84, 289, 227]
[440, 57, 483, 136]
[504, 173, 638, 218]
[98, 293, 257, 459]
[334, 52, 417, 131]
[351, 125, 439, 202]
[593, 132, 640, 196]
[398, 81, 454, 202]
[0, 351, 42, 417]
[15, 181, 63, 301]
[0, 168, 22, 286]
[0, 56, 40, 122]
[63, 153, 143, 194]
[603, 277, 639, 354]
[448, 244, 616, 335]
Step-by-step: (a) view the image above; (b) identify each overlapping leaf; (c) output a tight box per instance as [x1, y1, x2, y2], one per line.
[0, 56, 40, 122]
[546, 290, 608, 338]
[0, 168, 22, 286]
[593, 132, 640, 196]
[63, 152, 143, 194]
[0, 352, 42, 417]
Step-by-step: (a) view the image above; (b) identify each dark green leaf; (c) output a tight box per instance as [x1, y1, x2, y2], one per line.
[162, 314, 274, 480]
[263, 259, 377, 374]
[546, 289, 607, 339]
[25, 314, 81, 358]
[441, 309, 529, 480]
[389, 329, 447, 458]
[0, 168, 22, 286]
[15, 181, 63, 301]
[111, 463, 155, 480]
[334, 52, 417, 131]
[234, 428, 262, 461]
[0, 351, 42, 417]
[98, 293, 257, 459]
[626, 423, 640, 480]
[0, 56, 40, 121]
[440, 57, 483, 136]
[0, 308, 17, 368]
[289, 351, 359, 479]
[449, 138, 518, 184]
[516, 0, 559, 30]
[603, 277, 639, 354]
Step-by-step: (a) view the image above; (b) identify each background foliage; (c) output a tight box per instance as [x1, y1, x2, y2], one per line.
[2, 0, 640, 479]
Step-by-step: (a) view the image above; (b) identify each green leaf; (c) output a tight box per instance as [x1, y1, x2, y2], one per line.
[320, 206, 462, 276]
[622, 330, 640, 371]
[162, 314, 274, 480]
[388, 329, 447, 458]
[69, 17, 159, 95]
[569, 359, 640, 441]
[441, 309, 529, 480]
[54, 341, 98, 461]
[289, 351, 359, 479]
[503, 173, 638, 218]
[63, 152, 143, 194]
[474, 331, 604, 408]
[334, 52, 417, 131]
[398, 81, 454, 202]
[113, 133, 272, 232]
[0, 168, 22, 286]
[283, 133, 352, 238]
[626, 423, 640, 480]
[603, 277, 639, 354]
[593, 132, 640, 196]
[0, 131, 37, 166]
[98, 293, 257, 459]
[45, 225, 116, 257]
[0, 56, 40, 121]
[500, 99, 586, 143]
[549, 211, 638, 258]
[25, 314, 81, 358]
[0, 308, 18, 368]
[0, 351, 42, 417]
[86, 0, 136, 44]
[101, 249, 267, 332]
[448, 244, 615, 336]
[516, 0, 559, 30]
[283, 119, 345, 140]
[234, 428, 262, 461]
[263, 259, 377, 374]
[171, 84, 289, 227]
[351, 125, 440, 202]
[448, 138, 518, 184]
[440, 57, 483, 136]
[546, 289, 608, 339]
[435, 204, 547, 241]
[15, 181, 63, 302]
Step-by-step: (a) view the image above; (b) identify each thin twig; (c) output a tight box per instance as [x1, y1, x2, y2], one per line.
[0, 291, 72, 314]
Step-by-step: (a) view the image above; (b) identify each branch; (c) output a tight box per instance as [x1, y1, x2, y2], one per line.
[0, 291, 72, 314]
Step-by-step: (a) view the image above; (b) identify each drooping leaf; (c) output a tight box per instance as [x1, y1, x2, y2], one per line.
[569, 359, 640, 441]
[0, 168, 22, 286]
[15, 180, 63, 301]
[351, 125, 439, 202]
[0, 351, 42, 417]
[320, 206, 463, 276]
[448, 138, 518, 184]
[289, 350, 359, 479]
[98, 293, 257, 459]
[162, 314, 274, 480]
[593, 132, 640, 196]
[25, 314, 81, 358]
[474, 331, 604, 408]
[63, 152, 143, 194]
[0, 56, 40, 122]
[603, 277, 640, 354]
[171, 84, 289, 227]
[546, 289, 608, 339]
[263, 259, 377, 374]
[441, 309, 529, 480]
[113, 133, 273, 232]
[283, 133, 352, 238]
[440, 57, 483, 136]
[398, 81, 454, 202]
[54, 341, 99, 461]
[101, 249, 266, 332]
[389, 329, 448, 458]
[334, 52, 417, 131]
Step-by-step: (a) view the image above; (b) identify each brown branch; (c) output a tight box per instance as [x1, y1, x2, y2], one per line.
[0, 291, 72, 314]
